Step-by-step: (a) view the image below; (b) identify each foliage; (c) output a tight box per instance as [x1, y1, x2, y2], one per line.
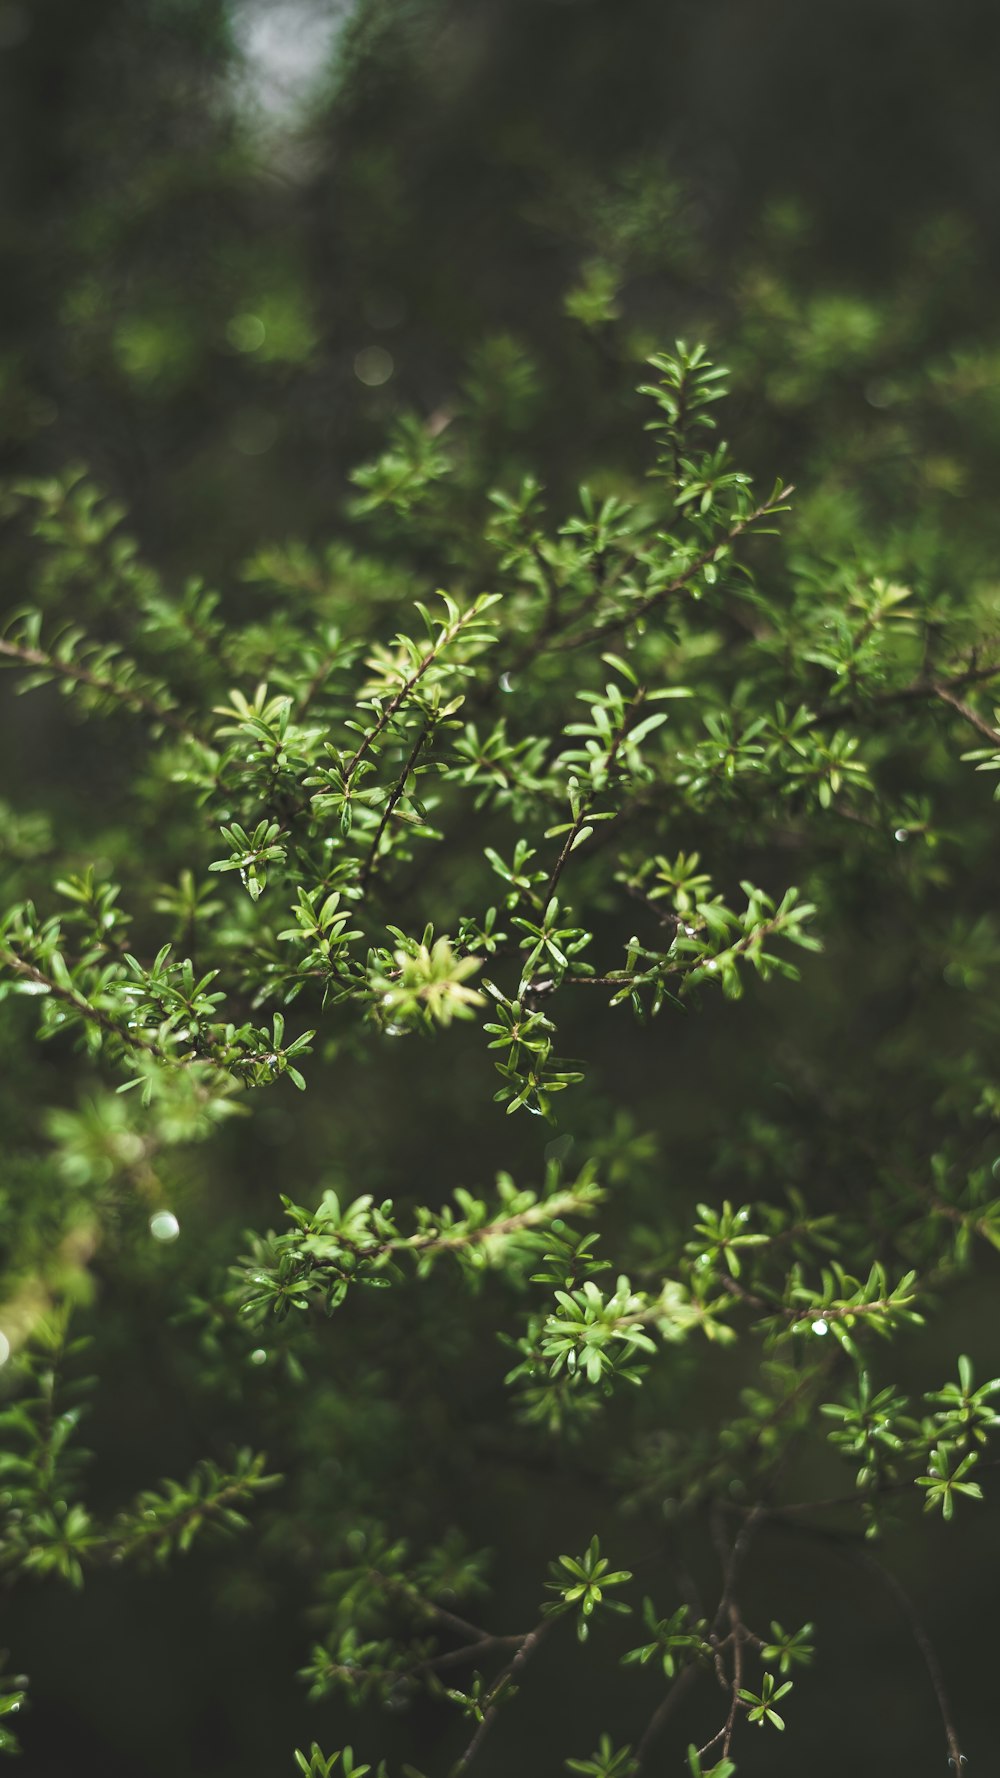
[2, 315, 1000, 1778]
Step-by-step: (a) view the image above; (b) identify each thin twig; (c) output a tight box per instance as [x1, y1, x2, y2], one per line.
[540, 690, 645, 909]
[933, 682, 1000, 742]
[450, 1619, 550, 1775]
[358, 723, 431, 892]
[0, 636, 196, 738]
[554, 491, 793, 654]
[810, 659, 1000, 731]
[635, 1662, 700, 1766]
[0, 947, 171, 1062]
[860, 1552, 965, 1771]
[344, 608, 471, 782]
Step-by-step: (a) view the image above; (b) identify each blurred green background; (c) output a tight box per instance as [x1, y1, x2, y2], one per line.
[4, 1, 1000, 1773]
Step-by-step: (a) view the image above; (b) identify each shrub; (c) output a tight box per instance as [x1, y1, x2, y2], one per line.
[1, 342, 998, 1772]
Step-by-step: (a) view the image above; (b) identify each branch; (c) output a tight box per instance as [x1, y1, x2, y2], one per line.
[691, 1508, 764, 1767]
[554, 491, 793, 654]
[0, 946, 281, 1083]
[344, 605, 475, 782]
[810, 658, 1000, 734]
[450, 1618, 550, 1775]
[358, 722, 432, 892]
[540, 690, 645, 909]
[635, 1662, 700, 1767]
[0, 636, 196, 738]
[0, 946, 171, 1062]
[933, 681, 1000, 742]
[858, 1550, 964, 1771]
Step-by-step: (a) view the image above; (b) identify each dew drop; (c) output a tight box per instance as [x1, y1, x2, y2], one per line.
[149, 1210, 180, 1243]
[0, 1331, 9, 1367]
[249, 1348, 268, 1366]
[812, 1318, 829, 1336]
[499, 672, 516, 694]
[893, 828, 909, 843]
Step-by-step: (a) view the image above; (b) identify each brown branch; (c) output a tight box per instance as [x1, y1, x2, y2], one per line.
[358, 722, 432, 892]
[0, 946, 170, 1061]
[450, 1618, 551, 1775]
[540, 690, 645, 910]
[724, 1454, 1000, 1532]
[691, 1509, 765, 1768]
[709, 1511, 967, 1768]
[0, 636, 195, 738]
[635, 1662, 700, 1767]
[496, 541, 639, 690]
[104, 1479, 253, 1563]
[557, 911, 786, 995]
[811, 658, 1000, 732]
[859, 1551, 965, 1771]
[363, 1569, 494, 1645]
[721, 1605, 744, 1759]
[554, 491, 793, 655]
[0, 947, 281, 1082]
[344, 607, 473, 783]
[933, 682, 1000, 742]
[424, 1634, 525, 1674]
[290, 1191, 592, 1302]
